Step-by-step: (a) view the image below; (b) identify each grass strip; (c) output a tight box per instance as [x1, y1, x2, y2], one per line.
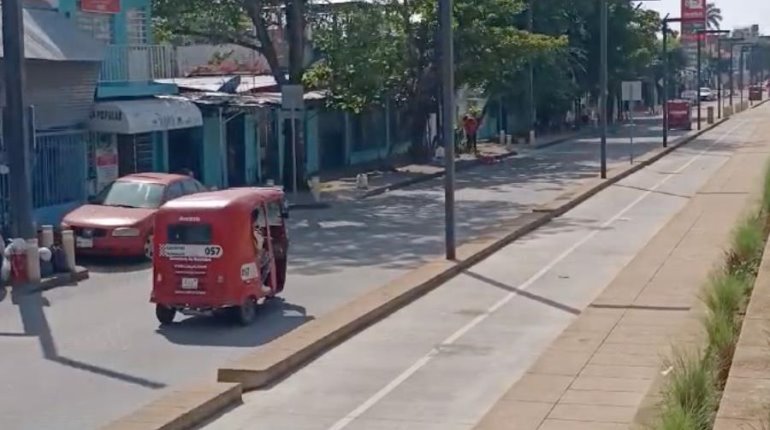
[656, 165, 770, 429]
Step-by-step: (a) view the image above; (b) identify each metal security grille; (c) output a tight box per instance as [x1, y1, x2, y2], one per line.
[0, 129, 88, 230]
[126, 8, 148, 45]
[117, 133, 154, 176]
[76, 8, 115, 43]
[31, 131, 89, 209]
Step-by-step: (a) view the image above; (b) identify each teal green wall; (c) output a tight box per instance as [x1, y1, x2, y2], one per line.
[244, 114, 258, 184]
[202, 115, 224, 188]
[152, 131, 169, 171]
[305, 110, 320, 175]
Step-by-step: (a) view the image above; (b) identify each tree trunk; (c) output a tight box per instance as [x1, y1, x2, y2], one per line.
[282, 0, 308, 190]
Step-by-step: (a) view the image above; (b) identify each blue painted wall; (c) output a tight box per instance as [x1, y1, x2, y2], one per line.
[201, 115, 224, 188]
[57, 0, 177, 99]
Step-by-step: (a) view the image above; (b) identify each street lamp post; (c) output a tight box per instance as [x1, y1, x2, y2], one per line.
[601, 0, 660, 176]
[740, 46, 751, 106]
[438, 0, 455, 260]
[661, 14, 683, 148]
[599, 0, 607, 178]
[697, 31, 702, 129]
[695, 30, 729, 125]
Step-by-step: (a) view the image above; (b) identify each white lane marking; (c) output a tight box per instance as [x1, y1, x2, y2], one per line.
[325, 120, 748, 430]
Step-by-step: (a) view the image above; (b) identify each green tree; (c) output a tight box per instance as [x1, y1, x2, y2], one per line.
[153, 0, 309, 186]
[303, 0, 564, 158]
[706, 2, 723, 30]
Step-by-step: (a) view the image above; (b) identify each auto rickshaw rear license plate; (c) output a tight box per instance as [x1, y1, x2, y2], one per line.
[181, 278, 199, 290]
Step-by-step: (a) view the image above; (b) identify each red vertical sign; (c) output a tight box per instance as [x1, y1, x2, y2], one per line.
[681, 0, 706, 22]
[80, 0, 120, 14]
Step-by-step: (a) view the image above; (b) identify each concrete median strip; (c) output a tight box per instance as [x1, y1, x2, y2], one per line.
[107, 114, 739, 430]
[101, 382, 241, 430]
[217, 119, 732, 391]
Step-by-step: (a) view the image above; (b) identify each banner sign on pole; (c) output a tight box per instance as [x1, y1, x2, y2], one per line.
[622, 81, 643, 102]
[681, 0, 706, 22]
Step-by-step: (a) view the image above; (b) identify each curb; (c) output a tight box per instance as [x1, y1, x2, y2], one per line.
[358, 130, 593, 199]
[8, 266, 90, 295]
[108, 115, 734, 430]
[101, 382, 241, 430]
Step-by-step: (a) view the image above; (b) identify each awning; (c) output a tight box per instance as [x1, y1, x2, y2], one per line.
[0, 6, 105, 62]
[89, 98, 203, 134]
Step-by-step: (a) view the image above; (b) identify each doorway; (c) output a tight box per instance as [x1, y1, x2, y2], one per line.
[117, 133, 153, 176]
[226, 114, 246, 186]
[168, 127, 202, 177]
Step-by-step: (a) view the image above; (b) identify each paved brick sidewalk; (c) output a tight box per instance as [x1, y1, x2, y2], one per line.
[473, 109, 769, 429]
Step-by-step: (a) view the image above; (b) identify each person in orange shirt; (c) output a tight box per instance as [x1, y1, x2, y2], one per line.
[462, 114, 480, 154]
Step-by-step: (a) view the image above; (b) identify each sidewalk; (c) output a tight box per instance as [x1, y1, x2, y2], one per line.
[474, 107, 769, 429]
[291, 127, 600, 206]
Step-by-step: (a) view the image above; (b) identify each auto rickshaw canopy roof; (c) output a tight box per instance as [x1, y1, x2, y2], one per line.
[161, 187, 285, 212]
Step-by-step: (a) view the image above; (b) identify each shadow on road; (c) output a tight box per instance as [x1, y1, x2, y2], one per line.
[77, 255, 150, 274]
[285, 117, 683, 278]
[0, 286, 166, 389]
[156, 297, 313, 347]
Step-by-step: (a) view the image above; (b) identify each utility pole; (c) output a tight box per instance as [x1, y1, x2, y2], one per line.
[696, 33, 702, 130]
[439, 0, 455, 260]
[527, 0, 535, 145]
[2, 0, 34, 239]
[661, 15, 683, 148]
[717, 37, 722, 118]
[729, 44, 734, 108]
[599, 0, 608, 179]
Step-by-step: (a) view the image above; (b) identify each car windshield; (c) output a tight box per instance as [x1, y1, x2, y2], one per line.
[92, 181, 165, 209]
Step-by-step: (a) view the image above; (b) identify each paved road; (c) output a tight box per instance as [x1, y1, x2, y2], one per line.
[200, 105, 766, 430]
[0, 116, 687, 430]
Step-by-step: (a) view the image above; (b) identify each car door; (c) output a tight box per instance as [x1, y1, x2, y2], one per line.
[180, 179, 202, 196]
[164, 181, 185, 203]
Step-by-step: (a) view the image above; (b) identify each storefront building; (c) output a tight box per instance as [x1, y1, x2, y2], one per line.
[0, 3, 105, 228]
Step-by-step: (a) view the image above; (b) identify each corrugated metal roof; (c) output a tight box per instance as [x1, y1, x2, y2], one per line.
[155, 75, 280, 93]
[0, 6, 105, 61]
[158, 90, 327, 109]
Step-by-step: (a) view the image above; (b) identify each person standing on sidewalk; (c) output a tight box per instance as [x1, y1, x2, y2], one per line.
[462, 113, 480, 154]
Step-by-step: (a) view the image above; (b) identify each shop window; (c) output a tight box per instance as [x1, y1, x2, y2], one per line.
[76, 4, 115, 43]
[126, 8, 148, 45]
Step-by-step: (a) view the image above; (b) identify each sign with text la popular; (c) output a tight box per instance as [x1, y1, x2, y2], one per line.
[80, 0, 120, 14]
[681, 0, 706, 22]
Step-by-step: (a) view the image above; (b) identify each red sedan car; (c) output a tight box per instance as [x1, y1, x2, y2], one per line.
[62, 172, 206, 260]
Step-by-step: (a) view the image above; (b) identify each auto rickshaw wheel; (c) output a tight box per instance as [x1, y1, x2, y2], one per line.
[156, 304, 176, 325]
[235, 296, 258, 326]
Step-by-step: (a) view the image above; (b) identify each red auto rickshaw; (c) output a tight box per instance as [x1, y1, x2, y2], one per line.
[151, 187, 289, 325]
[666, 99, 692, 131]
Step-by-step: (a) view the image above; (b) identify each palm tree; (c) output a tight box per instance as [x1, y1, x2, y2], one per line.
[706, 2, 723, 30]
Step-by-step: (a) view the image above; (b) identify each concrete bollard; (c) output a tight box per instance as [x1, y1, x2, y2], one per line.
[707, 107, 714, 125]
[25, 238, 41, 283]
[498, 130, 506, 145]
[61, 229, 76, 273]
[39, 225, 54, 248]
[308, 176, 321, 202]
[529, 130, 536, 145]
[355, 173, 368, 190]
